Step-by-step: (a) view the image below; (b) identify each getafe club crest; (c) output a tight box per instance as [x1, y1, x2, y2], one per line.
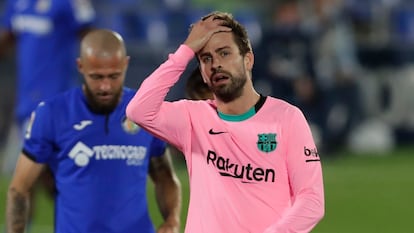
[122, 117, 140, 134]
[257, 133, 277, 153]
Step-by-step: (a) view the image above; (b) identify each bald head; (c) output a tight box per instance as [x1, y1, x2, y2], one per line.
[80, 29, 126, 60]
[77, 29, 129, 114]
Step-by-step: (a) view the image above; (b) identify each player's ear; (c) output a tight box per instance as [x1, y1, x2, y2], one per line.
[244, 52, 254, 71]
[76, 58, 83, 73]
[124, 56, 130, 69]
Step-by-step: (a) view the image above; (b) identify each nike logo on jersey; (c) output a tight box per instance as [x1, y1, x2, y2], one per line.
[209, 129, 226, 135]
[73, 120, 93, 130]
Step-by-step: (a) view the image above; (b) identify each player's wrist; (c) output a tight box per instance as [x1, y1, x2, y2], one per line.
[165, 216, 180, 228]
[159, 218, 180, 233]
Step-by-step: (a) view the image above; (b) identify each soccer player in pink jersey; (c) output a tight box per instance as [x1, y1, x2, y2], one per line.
[127, 11, 325, 233]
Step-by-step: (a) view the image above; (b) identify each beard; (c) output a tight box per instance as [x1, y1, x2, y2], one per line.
[83, 84, 122, 114]
[211, 70, 247, 103]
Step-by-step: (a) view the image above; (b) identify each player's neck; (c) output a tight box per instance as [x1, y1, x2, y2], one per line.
[216, 88, 260, 115]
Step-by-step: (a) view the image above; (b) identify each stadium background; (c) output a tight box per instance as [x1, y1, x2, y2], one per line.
[1, 0, 414, 232]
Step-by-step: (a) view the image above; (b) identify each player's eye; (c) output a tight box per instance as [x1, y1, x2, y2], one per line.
[108, 73, 121, 80]
[220, 51, 230, 57]
[201, 56, 212, 64]
[89, 74, 103, 80]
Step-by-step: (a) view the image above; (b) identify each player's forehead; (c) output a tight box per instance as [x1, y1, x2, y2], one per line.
[83, 52, 124, 66]
[198, 32, 236, 56]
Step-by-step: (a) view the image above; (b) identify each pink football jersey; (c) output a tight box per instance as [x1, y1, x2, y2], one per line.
[126, 45, 324, 233]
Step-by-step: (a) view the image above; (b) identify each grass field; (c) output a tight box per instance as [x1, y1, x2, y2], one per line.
[1, 146, 413, 233]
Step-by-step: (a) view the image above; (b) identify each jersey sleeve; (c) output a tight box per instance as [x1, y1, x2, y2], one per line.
[126, 45, 195, 151]
[265, 107, 325, 233]
[22, 102, 55, 163]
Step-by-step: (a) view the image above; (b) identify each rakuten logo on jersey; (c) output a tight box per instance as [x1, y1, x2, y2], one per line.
[207, 150, 275, 183]
[68, 142, 147, 167]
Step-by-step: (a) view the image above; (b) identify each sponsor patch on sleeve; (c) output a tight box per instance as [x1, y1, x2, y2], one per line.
[303, 146, 320, 162]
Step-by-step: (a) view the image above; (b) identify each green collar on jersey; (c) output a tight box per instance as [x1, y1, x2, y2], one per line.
[218, 94, 266, 122]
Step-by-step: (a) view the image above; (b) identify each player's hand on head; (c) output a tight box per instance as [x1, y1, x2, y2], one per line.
[184, 16, 231, 53]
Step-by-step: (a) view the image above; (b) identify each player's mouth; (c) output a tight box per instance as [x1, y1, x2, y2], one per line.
[212, 73, 230, 85]
[96, 93, 113, 102]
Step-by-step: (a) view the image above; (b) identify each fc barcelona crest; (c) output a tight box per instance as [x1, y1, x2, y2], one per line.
[257, 133, 277, 153]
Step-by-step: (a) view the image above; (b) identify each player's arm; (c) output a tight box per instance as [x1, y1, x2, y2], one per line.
[148, 148, 182, 233]
[0, 29, 15, 58]
[0, 0, 17, 59]
[6, 152, 46, 233]
[125, 43, 195, 147]
[125, 16, 230, 148]
[264, 107, 325, 233]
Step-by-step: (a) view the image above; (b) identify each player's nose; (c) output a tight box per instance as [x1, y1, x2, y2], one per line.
[98, 79, 111, 92]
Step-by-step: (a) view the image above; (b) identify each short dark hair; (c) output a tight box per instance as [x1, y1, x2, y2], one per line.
[185, 67, 212, 100]
[201, 11, 252, 56]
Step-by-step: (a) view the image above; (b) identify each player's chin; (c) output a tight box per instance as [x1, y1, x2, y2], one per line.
[95, 99, 117, 113]
[96, 104, 117, 114]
